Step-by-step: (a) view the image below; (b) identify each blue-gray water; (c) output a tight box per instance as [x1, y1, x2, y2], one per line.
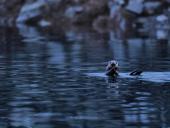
[0, 26, 170, 128]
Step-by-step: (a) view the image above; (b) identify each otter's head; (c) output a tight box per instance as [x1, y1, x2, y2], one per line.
[106, 60, 119, 76]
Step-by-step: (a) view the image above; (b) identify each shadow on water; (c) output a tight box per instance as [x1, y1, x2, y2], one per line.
[0, 24, 170, 128]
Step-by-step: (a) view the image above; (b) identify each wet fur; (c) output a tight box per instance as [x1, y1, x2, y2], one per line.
[106, 60, 142, 77]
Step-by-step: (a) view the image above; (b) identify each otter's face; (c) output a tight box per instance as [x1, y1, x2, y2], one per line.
[106, 60, 119, 76]
[106, 60, 119, 71]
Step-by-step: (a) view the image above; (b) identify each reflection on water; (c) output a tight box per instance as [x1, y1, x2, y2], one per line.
[0, 25, 170, 128]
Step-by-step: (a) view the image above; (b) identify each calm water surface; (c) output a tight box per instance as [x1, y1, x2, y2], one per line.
[0, 26, 170, 128]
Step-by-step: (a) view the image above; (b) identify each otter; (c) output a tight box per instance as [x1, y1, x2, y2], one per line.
[106, 60, 143, 77]
[106, 60, 119, 77]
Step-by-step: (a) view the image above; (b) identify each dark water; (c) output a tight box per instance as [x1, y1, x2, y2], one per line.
[0, 26, 170, 128]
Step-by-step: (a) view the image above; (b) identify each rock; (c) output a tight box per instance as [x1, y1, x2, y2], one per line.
[0, 0, 24, 26]
[114, 0, 125, 5]
[143, 1, 161, 15]
[16, 0, 46, 24]
[63, 0, 109, 24]
[155, 14, 169, 30]
[38, 19, 51, 27]
[64, 5, 87, 24]
[64, 6, 84, 18]
[156, 30, 167, 40]
[156, 15, 168, 22]
[14, 0, 69, 26]
[125, 0, 144, 14]
[109, 4, 121, 19]
[92, 15, 112, 33]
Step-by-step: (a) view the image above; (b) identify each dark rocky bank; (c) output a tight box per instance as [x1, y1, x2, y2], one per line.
[0, 0, 170, 40]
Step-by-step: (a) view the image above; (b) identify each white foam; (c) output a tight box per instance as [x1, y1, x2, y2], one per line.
[86, 72, 170, 83]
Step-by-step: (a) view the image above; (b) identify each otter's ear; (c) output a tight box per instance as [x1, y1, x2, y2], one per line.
[106, 61, 111, 70]
[115, 62, 118, 67]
